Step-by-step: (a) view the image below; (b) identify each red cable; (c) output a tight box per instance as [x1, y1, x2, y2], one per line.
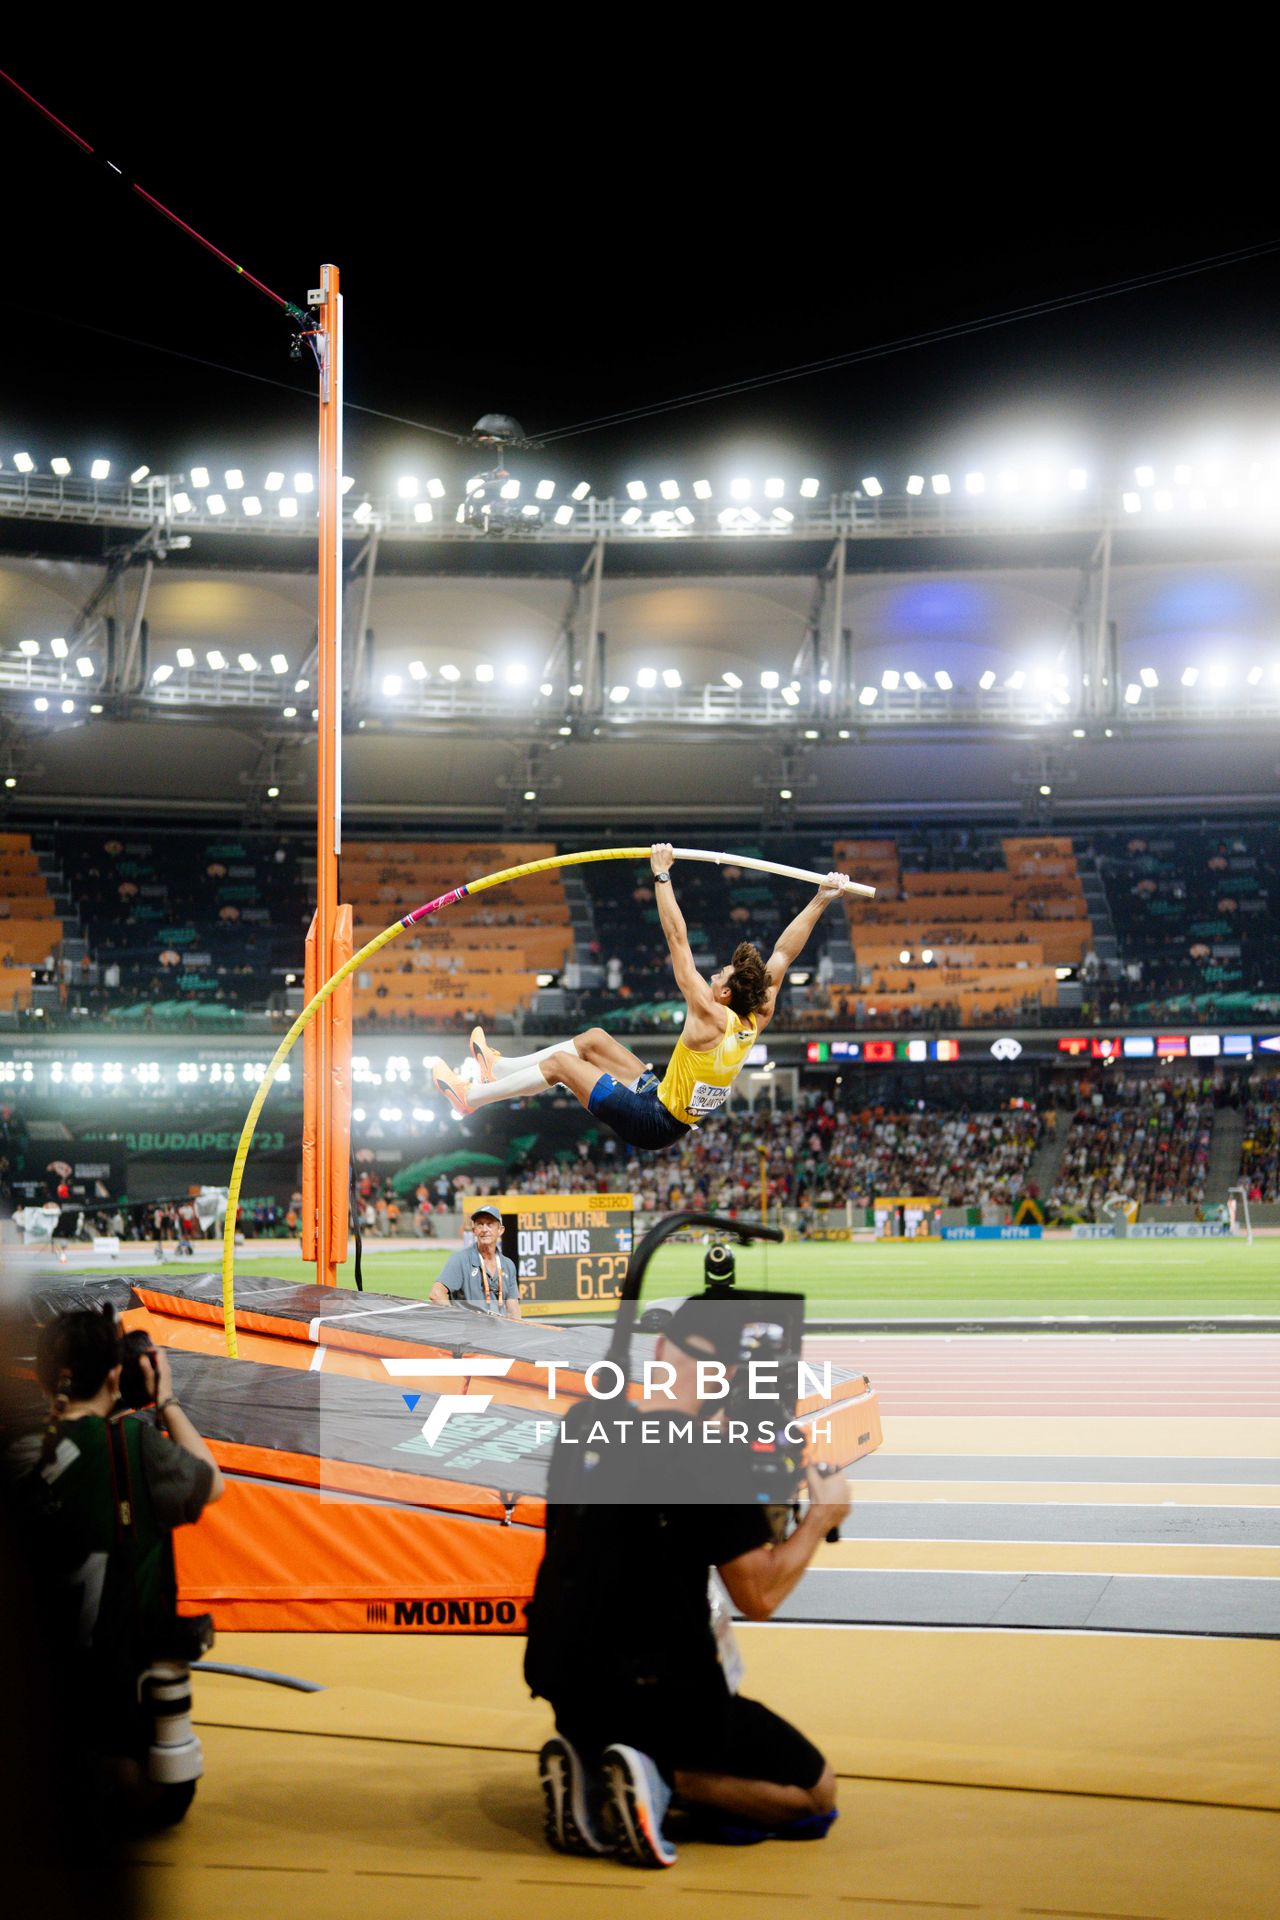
[1, 64, 294, 314]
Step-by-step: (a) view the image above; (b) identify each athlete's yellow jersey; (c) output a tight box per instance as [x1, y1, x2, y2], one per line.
[656, 1006, 759, 1125]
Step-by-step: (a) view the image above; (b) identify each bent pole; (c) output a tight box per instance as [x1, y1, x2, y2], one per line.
[218, 845, 875, 1354]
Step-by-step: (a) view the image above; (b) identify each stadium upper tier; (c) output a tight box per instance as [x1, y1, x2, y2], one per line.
[3, 820, 1276, 1035]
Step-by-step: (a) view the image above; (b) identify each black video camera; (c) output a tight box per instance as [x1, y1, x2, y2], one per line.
[118, 1329, 159, 1410]
[703, 1241, 736, 1289]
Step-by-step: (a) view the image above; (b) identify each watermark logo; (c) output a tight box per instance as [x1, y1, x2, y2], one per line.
[383, 1356, 514, 1445]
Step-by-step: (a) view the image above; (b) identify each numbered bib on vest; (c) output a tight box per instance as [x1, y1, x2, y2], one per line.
[687, 1079, 729, 1117]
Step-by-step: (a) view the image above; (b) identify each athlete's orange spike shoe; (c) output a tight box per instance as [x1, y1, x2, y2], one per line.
[430, 1058, 475, 1117]
[469, 1025, 503, 1084]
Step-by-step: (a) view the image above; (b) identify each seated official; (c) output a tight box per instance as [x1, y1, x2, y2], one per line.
[525, 1297, 850, 1867]
[428, 1204, 521, 1319]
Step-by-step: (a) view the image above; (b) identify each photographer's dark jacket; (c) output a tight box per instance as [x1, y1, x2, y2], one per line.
[8, 1413, 212, 1745]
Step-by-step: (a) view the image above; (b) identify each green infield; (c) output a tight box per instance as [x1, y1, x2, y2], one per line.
[157, 1235, 1280, 1320]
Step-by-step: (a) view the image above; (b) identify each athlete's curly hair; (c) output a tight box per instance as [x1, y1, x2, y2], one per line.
[726, 940, 770, 1017]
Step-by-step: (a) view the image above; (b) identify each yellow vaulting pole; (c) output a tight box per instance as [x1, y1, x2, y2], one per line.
[218, 846, 874, 1353]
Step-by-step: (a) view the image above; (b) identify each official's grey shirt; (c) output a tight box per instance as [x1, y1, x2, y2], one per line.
[434, 1245, 519, 1314]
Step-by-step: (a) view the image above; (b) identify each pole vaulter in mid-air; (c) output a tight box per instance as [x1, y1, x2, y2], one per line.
[429, 844, 852, 1152]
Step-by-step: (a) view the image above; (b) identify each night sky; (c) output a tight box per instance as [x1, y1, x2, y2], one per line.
[4, 42, 1280, 500]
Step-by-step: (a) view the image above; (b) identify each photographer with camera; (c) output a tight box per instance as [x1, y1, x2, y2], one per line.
[7, 1307, 223, 1831]
[525, 1294, 851, 1869]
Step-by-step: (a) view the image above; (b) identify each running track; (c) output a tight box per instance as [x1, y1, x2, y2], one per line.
[812, 1334, 1280, 1417]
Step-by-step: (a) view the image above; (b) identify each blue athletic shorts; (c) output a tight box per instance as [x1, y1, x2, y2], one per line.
[587, 1069, 691, 1152]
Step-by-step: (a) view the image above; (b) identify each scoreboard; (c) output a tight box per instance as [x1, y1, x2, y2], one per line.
[462, 1193, 634, 1314]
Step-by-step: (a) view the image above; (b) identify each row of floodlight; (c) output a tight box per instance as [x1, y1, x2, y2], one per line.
[150, 651, 296, 683]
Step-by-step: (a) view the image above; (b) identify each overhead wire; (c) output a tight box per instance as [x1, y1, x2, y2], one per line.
[533, 235, 1280, 443]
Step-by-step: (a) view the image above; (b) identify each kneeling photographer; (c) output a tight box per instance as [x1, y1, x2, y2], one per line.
[7, 1307, 224, 1832]
[525, 1276, 851, 1870]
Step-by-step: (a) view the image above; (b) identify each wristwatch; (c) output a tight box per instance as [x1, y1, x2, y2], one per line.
[653, 872, 671, 886]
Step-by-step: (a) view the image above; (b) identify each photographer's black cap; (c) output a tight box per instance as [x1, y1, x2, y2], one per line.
[663, 1297, 746, 1366]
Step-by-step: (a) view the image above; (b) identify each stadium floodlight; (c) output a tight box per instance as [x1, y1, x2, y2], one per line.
[295, 472, 314, 493]
[609, 684, 630, 703]
[1122, 491, 1141, 513]
[904, 670, 924, 690]
[279, 497, 299, 518]
[350, 502, 373, 526]
[921, 948, 934, 964]
[33, 696, 48, 712]
[424, 477, 445, 499]
[626, 480, 647, 501]
[18, 638, 39, 656]
[1153, 489, 1173, 511]
[190, 466, 209, 487]
[151, 664, 173, 684]
[207, 651, 226, 670]
[931, 473, 951, 495]
[571, 481, 591, 501]
[568, 681, 584, 697]
[764, 477, 785, 499]
[1054, 685, 1071, 705]
[397, 476, 419, 498]
[206, 493, 226, 514]
[242, 495, 262, 515]
[401, 661, 426, 684]
[674, 505, 695, 526]
[475, 663, 495, 683]
[172, 491, 192, 513]
[818, 676, 833, 695]
[799, 477, 821, 498]
[75, 655, 95, 678]
[265, 471, 284, 490]
[858, 684, 878, 705]
[294, 678, 310, 693]
[1039, 782, 1052, 795]
[881, 669, 900, 690]
[837, 727, 850, 738]
[2, 777, 13, 789]
[439, 663, 461, 682]
[89, 702, 103, 713]
[1067, 468, 1087, 491]
[521, 789, 537, 804]
[620, 506, 643, 525]
[60, 699, 75, 714]
[964, 471, 985, 494]
[267, 785, 280, 799]
[861, 476, 883, 497]
[722, 671, 743, 690]
[934, 669, 953, 690]
[238, 653, 260, 673]
[553, 503, 574, 526]
[1072, 726, 1086, 738]
[90, 459, 110, 480]
[1139, 666, 1159, 688]
[636, 668, 657, 689]
[224, 468, 244, 489]
[535, 479, 556, 500]
[283, 705, 297, 718]
[504, 663, 529, 686]
[13, 452, 34, 473]
[772, 506, 795, 525]
[539, 680, 554, 697]
[659, 479, 680, 500]
[1135, 465, 1155, 487]
[130, 464, 150, 485]
[804, 728, 819, 740]
[730, 477, 752, 501]
[760, 670, 780, 690]
[899, 949, 912, 964]
[692, 478, 713, 499]
[1123, 682, 1142, 704]
[558, 723, 572, 735]
[906, 474, 924, 496]
[413, 502, 433, 523]
[1005, 669, 1026, 690]
[270, 654, 288, 675]
[49, 636, 68, 658]
[176, 648, 196, 669]
[498, 478, 520, 500]
[382, 674, 402, 698]
[51, 457, 72, 477]
[978, 669, 997, 690]
[341, 475, 355, 494]
[780, 685, 800, 705]
[1247, 664, 1264, 685]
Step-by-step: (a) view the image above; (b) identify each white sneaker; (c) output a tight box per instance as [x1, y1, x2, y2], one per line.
[602, 1743, 677, 1868]
[538, 1736, 614, 1857]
